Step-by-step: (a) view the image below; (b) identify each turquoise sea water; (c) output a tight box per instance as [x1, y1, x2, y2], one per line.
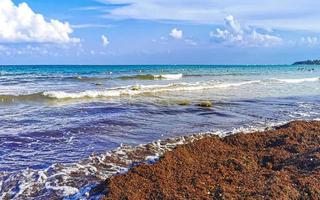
[0, 65, 320, 198]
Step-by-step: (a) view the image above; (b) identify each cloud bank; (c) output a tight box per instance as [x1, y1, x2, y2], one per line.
[98, 0, 320, 32]
[0, 0, 79, 43]
[210, 15, 282, 47]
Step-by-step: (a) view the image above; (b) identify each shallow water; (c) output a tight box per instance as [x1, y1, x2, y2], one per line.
[0, 65, 320, 198]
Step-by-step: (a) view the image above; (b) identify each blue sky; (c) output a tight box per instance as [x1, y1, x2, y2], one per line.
[0, 0, 320, 64]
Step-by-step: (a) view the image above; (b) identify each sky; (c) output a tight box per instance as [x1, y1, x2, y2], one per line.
[0, 0, 320, 65]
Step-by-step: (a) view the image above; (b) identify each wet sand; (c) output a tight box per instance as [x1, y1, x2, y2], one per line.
[93, 121, 320, 199]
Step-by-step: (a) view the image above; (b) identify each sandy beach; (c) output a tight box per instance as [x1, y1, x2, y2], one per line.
[92, 121, 320, 199]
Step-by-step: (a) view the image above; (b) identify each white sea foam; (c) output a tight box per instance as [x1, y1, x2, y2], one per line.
[214, 80, 261, 88]
[273, 77, 320, 83]
[42, 80, 260, 99]
[154, 74, 183, 80]
[43, 90, 124, 99]
[45, 184, 79, 196]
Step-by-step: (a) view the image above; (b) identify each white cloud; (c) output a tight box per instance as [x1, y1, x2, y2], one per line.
[101, 35, 110, 47]
[160, 36, 167, 41]
[0, 44, 63, 56]
[170, 28, 183, 39]
[210, 15, 282, 47]
[71, 24, 112, 29]
[184, 39, 197, 46]
[300, 37, 320, 46]
[99, 0, 320, 32]
[0, 0, 79, 43]
[72, 6, 105, 11]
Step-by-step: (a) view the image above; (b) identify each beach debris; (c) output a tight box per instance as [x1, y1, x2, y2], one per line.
[176, 99, 191, 106]
[130, 85, 141, 91]
[96, 121, 320, 200]
[197, 101, 213, 108]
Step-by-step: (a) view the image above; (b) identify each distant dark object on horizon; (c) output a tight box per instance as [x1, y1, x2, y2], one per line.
[293, 59, 320, 65]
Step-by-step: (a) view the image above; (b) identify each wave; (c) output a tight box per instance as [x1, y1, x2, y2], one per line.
[119, 73, 183, 80]
[273, 77, 320, 83]
[0, 80, 259, 102]
[2, 76, 318, 102]
[118, 72, 264, 80]
[0, 93, 50, 103]
[42, 80, 260, 99]
[73, 76, 110, 82]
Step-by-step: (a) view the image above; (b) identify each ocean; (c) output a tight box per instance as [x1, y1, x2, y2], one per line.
[0, 65, 320, 199]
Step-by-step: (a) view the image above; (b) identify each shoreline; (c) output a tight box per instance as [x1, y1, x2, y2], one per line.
[1, 120, 319, 199]
[92, 120, 320, 199]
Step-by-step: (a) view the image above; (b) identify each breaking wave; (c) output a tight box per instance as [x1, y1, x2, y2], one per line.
[1, 77, 318, 102]
[42, 80, 260, 99]
[273, 77, 320, 83]
[0, 93, 50, 103]
[0, 80, 260, 102]
[119, 74, 183, 80]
